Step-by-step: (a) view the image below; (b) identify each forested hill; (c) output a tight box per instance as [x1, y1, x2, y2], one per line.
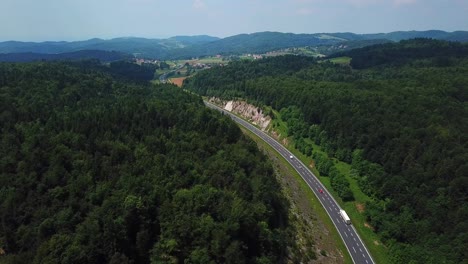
[0, 50, 131, 63]
[185, 39, 468, 263]
[330, 38, 468, 69]
[0, 36, 220, 58]
[165, 31, 468, 59]
[0, 62, 290, 263]
[2, 30, 467, 60]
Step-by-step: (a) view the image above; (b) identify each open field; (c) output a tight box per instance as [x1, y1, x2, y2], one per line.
[328, 56, 352, 65]
[180, 57, 228, 65]
[168, 77, 188, 87]
[197, 57, 226, 64]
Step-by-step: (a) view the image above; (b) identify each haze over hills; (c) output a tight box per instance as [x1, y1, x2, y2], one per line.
[0, 50, 131, 63]
[1, 30, 467, 61]
[0, 35, 219, 59]
[167, 30, 468, 59]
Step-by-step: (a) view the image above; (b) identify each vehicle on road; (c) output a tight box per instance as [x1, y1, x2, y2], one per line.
[319, 189, 324, 194]
[204, 101, 375, 264]
[340, 209, 352, 225]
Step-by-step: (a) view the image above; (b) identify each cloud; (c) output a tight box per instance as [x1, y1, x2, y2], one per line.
[193, 0, 205, 9]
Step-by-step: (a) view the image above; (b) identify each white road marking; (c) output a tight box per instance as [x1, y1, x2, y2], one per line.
[208, 103, 375, 264]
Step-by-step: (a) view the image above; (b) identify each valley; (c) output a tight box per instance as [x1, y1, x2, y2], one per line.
[1, 26, 467, 264]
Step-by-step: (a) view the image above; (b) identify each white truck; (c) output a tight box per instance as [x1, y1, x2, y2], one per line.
[340, 209, 351, 225]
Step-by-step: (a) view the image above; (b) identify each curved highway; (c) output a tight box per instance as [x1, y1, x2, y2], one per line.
[205, 101, 375, 264]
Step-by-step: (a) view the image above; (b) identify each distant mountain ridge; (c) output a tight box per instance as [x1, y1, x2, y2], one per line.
[166, 31, 347, 59]
[0, 35, 221, 58]
[0, 30, 467, 59]
[359, 30, 468, 42]
[167, 30, 468, 59]
[0, 50, 131, 62]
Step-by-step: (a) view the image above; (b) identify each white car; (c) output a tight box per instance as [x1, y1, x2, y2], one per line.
[289, 155, 293, 159]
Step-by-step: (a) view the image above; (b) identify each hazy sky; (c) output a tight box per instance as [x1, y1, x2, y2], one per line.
[1, 0, 467, 41]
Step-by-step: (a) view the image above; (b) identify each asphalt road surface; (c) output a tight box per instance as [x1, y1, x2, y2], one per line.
[205, 101, 376, 264]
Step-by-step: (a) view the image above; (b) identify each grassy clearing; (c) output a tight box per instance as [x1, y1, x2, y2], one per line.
[181, 57, 228, 66]
[296, 47, 322, 57]
[169, 69, 189, 78]
[268, 108, 289, 137]
[239, 55, 255, 61]
[166, 61, 178, 67]
[329, 57, 352, 65]
[155, 69, 167, 76]
[239, 126, 352, 264]
[197, 57, 226, 64]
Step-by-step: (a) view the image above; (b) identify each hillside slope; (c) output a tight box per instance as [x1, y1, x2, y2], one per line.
[0, 62, 290, 263]
[185, 39, 468, 264]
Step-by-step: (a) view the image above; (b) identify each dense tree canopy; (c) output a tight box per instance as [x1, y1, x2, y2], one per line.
[330, 38, 468, 69]
[0, 62, 290, 263]
[185, 39, 468, 264]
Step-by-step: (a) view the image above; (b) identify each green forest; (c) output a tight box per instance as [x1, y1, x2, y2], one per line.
[185, 39, 468, 264]
[0, 62, 292, 263]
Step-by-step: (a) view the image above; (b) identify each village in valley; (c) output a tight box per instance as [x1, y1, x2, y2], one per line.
[136, 47, 329, 87]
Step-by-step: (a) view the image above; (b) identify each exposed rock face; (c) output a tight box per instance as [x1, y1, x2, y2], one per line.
[209, 98, 271, 131]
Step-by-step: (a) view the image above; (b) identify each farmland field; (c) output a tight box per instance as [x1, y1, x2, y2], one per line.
[169, 77, 188, 87]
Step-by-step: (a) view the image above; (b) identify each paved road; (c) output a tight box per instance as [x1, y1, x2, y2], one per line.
[205, 101, 375, 264]
[159, 64, 184, 83]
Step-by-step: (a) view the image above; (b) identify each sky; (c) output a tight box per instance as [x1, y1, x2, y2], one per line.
[1, 0, 467, 41]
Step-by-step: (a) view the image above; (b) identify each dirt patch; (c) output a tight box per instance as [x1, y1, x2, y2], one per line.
[282, 137, 290, 147]
[269, 130, 281, 141]
[0, 248, 5, 256]
[364, 222, 375, 231]
[355, 202, 365, 213]
[309, 160, 316, 169]
[373, 240, 380, 246]
[169, 77, 187, 87]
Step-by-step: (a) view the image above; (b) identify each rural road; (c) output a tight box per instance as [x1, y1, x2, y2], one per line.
[205, 101, 376, 264]
[159, 64, 184, 83]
